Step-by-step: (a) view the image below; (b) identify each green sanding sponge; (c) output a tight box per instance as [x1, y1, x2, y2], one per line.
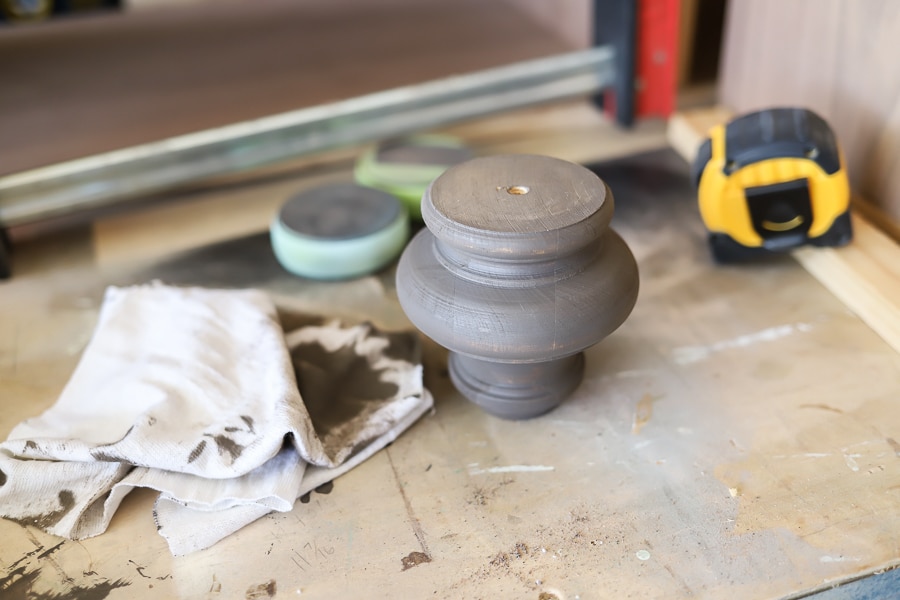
[270, 183, 409, 280]
[354, 135, 473, 219]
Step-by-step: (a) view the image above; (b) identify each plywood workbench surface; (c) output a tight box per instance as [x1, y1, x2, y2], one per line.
[2, 103, 899, 598]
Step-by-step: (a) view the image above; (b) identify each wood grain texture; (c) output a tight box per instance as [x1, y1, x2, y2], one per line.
[0, 0, 572, 177]
[719, 0, 900, 225]
[427, 154, 606, 233]
[397, 154, 638, 419]
[668, 105, 900, 358]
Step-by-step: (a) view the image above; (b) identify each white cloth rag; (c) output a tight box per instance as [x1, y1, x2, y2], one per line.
[0, 283, 432, 555]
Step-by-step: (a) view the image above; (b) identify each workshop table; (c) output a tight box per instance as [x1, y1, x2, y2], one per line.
[2, 134, 899, 598]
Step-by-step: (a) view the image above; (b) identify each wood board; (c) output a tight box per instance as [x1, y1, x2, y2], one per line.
[2, 134, 900, 599]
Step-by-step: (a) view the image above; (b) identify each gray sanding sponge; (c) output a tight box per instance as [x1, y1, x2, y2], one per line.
[270, 183, 409, 280]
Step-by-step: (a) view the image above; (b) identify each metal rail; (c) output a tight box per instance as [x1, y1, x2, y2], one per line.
[0, 47, 615, 226]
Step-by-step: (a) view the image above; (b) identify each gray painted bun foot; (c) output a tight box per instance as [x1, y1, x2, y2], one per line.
[449, 353, 585, 420]
[396, 154, 639, 420]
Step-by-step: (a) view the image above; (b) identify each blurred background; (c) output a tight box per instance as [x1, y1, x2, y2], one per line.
[0, 0, 724, 176]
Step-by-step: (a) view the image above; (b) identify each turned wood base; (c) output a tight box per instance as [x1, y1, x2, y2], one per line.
[448, 353, 585, 420]
[396, 154, 639, 420]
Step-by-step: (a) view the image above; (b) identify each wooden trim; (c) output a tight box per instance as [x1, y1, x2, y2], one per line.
[794, 216, 900, 356]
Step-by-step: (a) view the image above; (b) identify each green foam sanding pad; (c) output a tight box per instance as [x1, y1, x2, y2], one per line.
[354, 135, 473, 219]
[270, 183, 409, 280]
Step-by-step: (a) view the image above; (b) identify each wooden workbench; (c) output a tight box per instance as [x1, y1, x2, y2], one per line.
[2, 101, 899, 598]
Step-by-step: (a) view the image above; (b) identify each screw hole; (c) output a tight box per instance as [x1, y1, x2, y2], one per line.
[506, 185, 530, 195]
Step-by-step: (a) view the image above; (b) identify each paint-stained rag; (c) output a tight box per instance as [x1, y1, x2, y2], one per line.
[0, 283, 431, 555]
